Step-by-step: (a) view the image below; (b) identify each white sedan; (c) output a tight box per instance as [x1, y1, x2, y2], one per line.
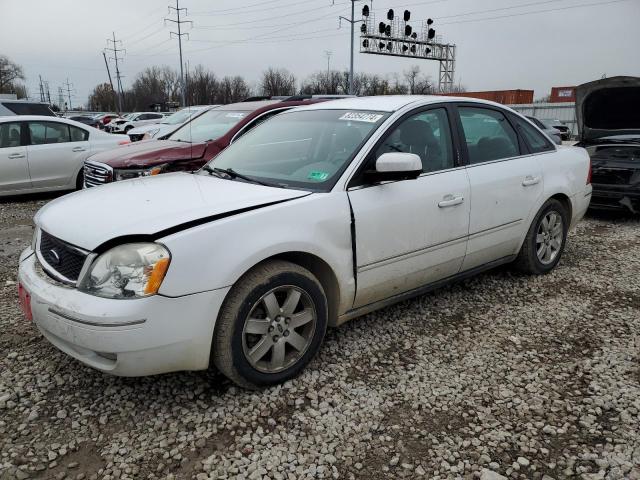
[0, 115, 130, 196]
[105, 112, 167, 134]
[18, 96, 592, 388]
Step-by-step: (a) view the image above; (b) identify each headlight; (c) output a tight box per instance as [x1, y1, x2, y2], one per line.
[79, 243, 170, 299]
[114, 165, 165, 181]
[148, 128, 161, 138]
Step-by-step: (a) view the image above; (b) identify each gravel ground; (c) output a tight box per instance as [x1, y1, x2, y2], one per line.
[1, 195, 639, 480]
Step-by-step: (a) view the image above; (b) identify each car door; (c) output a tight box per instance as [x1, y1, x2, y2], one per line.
[455, 104, 544, 271]
[26, 120, 89, 189]
[347, 106, 470, 308]
[0, 121, 31, 193]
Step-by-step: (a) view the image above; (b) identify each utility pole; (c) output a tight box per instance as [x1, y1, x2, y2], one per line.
[44, 80, 51, 105]
[63, 78, 75, 111]
[105, 32, 125, 113]
[339, 1, 363, 95]
[324, 50, 332, 78]
[38, 75, 45, 103]
[102, 51, 117, 111]
[58, 87, 64, 111]
[165, 0, 192, 107]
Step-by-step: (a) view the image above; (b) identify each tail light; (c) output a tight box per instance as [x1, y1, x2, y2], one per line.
[586, 160, 592, 185]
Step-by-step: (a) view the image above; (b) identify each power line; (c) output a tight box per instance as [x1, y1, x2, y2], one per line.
[165, 0, 192, 107]
[191, 0, 333, 17]
[190, 0, 302, 15]
[434, 0, 631, 25]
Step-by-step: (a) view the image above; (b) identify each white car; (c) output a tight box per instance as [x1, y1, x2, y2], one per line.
[105, 112, 167, 134]
[18, 96, 592, 388]
[0, 115, 130, 196]
[127, 105, 216, 142]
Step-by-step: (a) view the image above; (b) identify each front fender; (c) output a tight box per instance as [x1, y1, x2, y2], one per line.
[158, 193, 355, 313]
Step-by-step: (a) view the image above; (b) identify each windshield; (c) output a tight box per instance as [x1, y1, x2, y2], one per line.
[168, 109, 248, 143]
[201, 109, 389, 191]
[163, 109, 198, 125]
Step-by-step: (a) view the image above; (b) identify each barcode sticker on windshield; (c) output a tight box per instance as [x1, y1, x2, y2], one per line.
[339, 112, 384, 123]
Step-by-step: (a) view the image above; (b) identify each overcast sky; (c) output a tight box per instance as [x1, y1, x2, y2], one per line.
[1, 0, 639, 107]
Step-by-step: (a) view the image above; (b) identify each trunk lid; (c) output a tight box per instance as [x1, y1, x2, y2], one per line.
[576, 76, 640, 142]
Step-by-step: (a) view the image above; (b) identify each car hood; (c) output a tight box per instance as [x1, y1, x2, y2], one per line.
[576, 76, 640, 142]
[87, 139, 208, 168]
[35, 173, 311, 251]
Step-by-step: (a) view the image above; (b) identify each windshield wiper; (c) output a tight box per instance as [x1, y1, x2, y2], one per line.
[203, 166, 284, 188]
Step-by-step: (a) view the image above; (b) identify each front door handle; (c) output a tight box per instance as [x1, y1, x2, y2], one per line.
[522, 175, 541, 186]
[8, 153, 25, 159]
[72, 147, 87, 152]
[438, 194, 464, 208]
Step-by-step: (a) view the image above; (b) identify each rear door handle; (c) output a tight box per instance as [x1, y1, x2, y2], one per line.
[522, 175, 541, 186]
[438, 194, 464, 208]
[72, 147, 87, 152]
[8, 153, 25, 159]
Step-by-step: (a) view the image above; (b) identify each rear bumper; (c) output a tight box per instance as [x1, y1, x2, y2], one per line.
[18, 249, 230, 376]
[571, 186, 592, 228]
[590, 184, 640, 213]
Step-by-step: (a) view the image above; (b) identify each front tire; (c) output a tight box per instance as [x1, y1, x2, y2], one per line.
[514, 199, 569, 275]
[75, 169, 84, 190]
[212, 260, 328, 389]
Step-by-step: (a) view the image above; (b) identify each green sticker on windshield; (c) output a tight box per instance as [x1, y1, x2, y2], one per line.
[308, 171, 329, 181]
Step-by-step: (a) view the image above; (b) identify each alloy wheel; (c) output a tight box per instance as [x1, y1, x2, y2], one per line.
[536, 210, 563, 265]
[241, 286, 317, 373]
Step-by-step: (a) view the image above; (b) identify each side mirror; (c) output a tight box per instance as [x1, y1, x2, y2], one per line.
[365, 152, 422, 183]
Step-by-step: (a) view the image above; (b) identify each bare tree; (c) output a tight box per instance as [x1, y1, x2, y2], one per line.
[88, 82, 116, 111]
[403, 66, 434, 94]
[300, 70, 342, 95]
[187, 65, 219, 105]
[260, 68, 296, 97]
[0, 55, 26, 95]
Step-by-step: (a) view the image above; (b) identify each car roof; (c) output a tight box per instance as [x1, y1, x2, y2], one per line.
[0, 115, 98, 129]
[216, 100, 282, 111]
[294, 95, 508, 113]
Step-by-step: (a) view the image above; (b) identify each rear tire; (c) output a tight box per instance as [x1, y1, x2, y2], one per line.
[212, 260, 328, 389]
[513, 199, 568, 275]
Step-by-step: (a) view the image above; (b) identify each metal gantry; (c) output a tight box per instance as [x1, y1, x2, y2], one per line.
[359, 9, 457, 92]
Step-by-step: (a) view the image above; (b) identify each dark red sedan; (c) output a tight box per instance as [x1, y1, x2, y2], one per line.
[83, 97, 328, 187]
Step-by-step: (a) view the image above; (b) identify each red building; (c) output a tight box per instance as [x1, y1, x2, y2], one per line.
[550, 86, 576, 103]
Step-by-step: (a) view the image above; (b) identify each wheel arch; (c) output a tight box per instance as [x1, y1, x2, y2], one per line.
[549, 192, 573, 220]
[229, 251, 342, 327]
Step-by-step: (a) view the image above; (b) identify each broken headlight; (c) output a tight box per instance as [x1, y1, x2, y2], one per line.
[79, 243, 170, 299]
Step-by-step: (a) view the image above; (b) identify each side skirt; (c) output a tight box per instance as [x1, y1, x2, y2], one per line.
[336, 254, 516, 326]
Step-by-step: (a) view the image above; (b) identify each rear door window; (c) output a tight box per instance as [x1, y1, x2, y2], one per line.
[458, 107, 520, 164]
[69, 125, 89, 142]
[28, 122, 71, 145]
[0, 122, 23, 148]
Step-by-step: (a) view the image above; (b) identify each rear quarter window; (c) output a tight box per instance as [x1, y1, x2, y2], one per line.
[513, 116, 555, 153]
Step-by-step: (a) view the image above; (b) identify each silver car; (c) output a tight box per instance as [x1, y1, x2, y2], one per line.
[526, 116, 562, 145]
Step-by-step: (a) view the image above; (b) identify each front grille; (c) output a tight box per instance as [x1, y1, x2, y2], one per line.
[129, 133, 144, 142]
[84, 161, 113, 188]
[39, 231, 88, 283]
